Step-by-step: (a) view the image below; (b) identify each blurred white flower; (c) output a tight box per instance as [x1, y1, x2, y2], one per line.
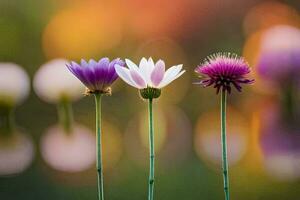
[0, 132, 35, 176]
[40, 123, 95, 172]
[261, 25, 300, 52]
[0, 63, 30, 105]
[33, 59, 85, 103]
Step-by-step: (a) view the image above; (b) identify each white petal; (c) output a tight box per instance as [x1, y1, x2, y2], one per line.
[115, 64, 139, 88]
[148, 57, 155, 70]
[161, 64, 182, 82]
[125, 59, 140, 71]
[158, 64, 184, 88]
[139, 57, 152, 85]
[159, 70, 185, 88]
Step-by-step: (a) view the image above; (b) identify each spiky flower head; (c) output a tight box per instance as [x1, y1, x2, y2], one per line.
[66, 58, 125, 95]
[195, 53, 254, 94]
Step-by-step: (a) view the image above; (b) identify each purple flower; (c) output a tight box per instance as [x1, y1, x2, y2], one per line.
[195, 53, 254, 94]
[257, 50, 300, 82]
[67, 58, 125, 94]
[256, 26, 300, 83]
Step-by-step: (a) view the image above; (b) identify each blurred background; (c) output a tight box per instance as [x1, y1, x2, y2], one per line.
[0, 0, 300, 199]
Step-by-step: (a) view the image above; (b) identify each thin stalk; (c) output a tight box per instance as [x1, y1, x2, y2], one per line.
[281, 82, 297, 125]
[148, 98, 155, 200]
[94, 93, 104, 200]
[221, 90, 230, 200]
[0, 106, 15, 136]
[57, 98, 73, 133]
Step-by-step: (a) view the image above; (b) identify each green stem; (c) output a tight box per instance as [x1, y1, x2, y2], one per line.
[57, 98, 73, 133]
[221, 90, 230, 200]
[281, 82, 297, 125]
[148, 98, 155, 200]
[0, 106, 15, 136]
[94, 93, 104, 200]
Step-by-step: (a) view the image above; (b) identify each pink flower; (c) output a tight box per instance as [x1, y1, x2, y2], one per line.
[195, 53, 254, 94]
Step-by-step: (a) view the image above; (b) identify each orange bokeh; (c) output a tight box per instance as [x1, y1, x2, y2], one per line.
[43, 1, 123, 59]
[243, 1, 300, 36]
[121, 0, 213, 39]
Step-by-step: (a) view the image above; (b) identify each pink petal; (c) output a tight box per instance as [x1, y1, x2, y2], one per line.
[115, 65, 139, 88]
[130, 69, 146, 89]
[151, 60, 165, 87]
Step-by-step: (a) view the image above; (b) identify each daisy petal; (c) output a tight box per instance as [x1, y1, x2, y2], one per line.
[158, 64, 182, 87]
[148, 57, 155, 70]
[125, 59, 140, 72]
[80, 59, 89, 67]
[115, 64, 139, 88]
[151, 60, 165, 87]
[139, 57, 152, 85]
[158, 70, 185, 88]
[130, 69, 147, 89]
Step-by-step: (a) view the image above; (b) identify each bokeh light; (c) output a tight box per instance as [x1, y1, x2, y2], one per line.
[2, 0, 300, 199]
[123, 0, 190, 38]
[256, 25, 300, 83]
[0, 63, 30, 106]
[33, 59, 84, 103]
[42, 1, 123, 59]
[124, 105, 192, 167]
[258, 103, 300, 181]
[0, 131, 34, 176]
[243, 1, 300, 36]
[41, 121, 123, 172]
[243, 1, 300, 94]
[194, 107, 249, 168]
[41, 123, 95, 172]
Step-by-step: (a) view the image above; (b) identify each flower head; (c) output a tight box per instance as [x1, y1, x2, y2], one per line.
[256, 25, 300, 83]
[34, 59, 84, 103]
[0, 63, 30, 106]
[66, 58, 124, 95]
[115, 57, 185, 99]
[195, 53, 254, 94]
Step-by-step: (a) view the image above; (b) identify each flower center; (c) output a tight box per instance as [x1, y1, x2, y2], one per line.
[218, 76, 231, 86]
[139, 87, 161, 99]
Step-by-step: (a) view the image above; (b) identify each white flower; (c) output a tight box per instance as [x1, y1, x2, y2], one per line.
[33, 59, 85, 103]
[0, 63, 30, 105]
[115, 57, 185, 89]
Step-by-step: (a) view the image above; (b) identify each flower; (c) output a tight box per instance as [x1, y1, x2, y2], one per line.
[0, 63, 30, 106]
[115, 57, 185, 99]
[256, 25, 300, 83]
[66, 58, 125, 94]
[34, 59, 85, 103]
[195, 53, 254, 94]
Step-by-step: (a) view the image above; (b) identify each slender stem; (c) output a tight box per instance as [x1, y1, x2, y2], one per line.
[57, 98, 73, 133]
[0, 106, 15, 136]
[281, 82, 297, 125]
[94, 93, 104, 200]
[148, 98, 155, 200]
[221, 90, 230, 200]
